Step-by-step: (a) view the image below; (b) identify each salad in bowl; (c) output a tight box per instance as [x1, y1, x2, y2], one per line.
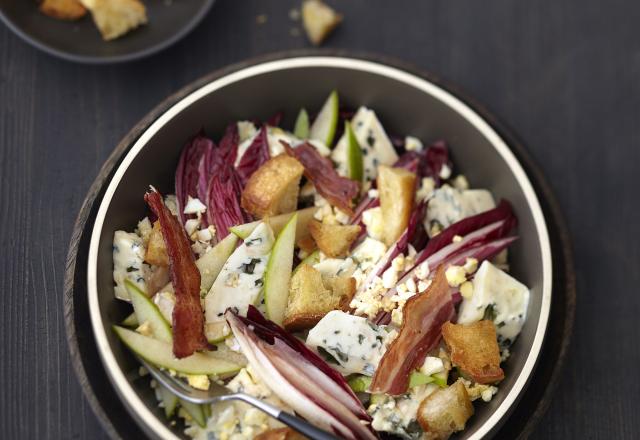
[111, 90, 530, 440]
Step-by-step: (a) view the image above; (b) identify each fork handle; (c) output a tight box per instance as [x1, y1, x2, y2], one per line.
[234, 394, 340, 440]
[277, 411, 341, 440]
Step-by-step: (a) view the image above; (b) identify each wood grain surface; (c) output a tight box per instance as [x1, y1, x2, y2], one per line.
[1, 0, 638, 439]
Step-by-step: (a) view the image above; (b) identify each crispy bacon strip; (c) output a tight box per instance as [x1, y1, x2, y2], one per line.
[370, 267, 453, 395]
[145, 190, 210, 358]
[283, 141, 359, 214]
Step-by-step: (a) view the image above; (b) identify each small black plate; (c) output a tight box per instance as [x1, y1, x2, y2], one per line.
[0, 0, 214, 64]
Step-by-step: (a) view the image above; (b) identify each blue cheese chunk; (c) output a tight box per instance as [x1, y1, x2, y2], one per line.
[306, 311, 394, 376]
[313, 257, 356, 277]
[369, 384, 439, 439]
[204, 223, 274, 340]
[425, 185, 496, 236]
[112, 230, 148, 301]
[457, 261, 530, 346]
[331, 107, 398, 180]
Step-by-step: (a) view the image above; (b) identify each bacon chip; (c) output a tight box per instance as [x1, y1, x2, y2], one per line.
[370, 266, 453, 395]
[283, 141, 359, 214]
[145, 190, 210, 358]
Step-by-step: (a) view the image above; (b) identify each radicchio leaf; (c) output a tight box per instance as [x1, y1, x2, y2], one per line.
[236, 126, 270, 185]
[283, 141, 359, 214]
[206, 164, 250, 239]
[266, 111, 284, 127]
[420, 200, 516, 263]
[175, 133, 215, 224]
[226, 307, 376, 439]
[424, 140, 452, 184]
[144, 190, 209, 358]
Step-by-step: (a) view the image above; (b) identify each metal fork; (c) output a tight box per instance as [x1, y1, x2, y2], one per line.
[138, 358, 340, 440]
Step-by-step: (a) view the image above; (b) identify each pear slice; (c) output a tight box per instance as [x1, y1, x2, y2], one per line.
[264, 213, 298, 325]
[121, 312, 138, 327]
[125, 279, 172, 344]
[309, 90, 339, 147]
[196, 233, 238, 295]
[294, 108, 310, 139]
[179, 399, 207, 427]
[345, 121, 364, 182]
[157, 384, 179, 418]
[113, 326, 241, 375]
[294, 250, 320, 275]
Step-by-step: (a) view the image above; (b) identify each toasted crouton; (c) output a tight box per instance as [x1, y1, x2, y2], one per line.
[255, 428, 308, 440]
[80, 0, 147, 41]
[302, 0, 343, 46]
[241, 155, 305, 219]
[283, 264, 355, 331]
[144, 221, 169, 267]
[417, 379, 474, 439]
[442, 320, 504, 384]
[377, 165, 417, 246]
[297, 235, 317, 254]
[39, 0, 87, 20]
[308, 220, 361, 258]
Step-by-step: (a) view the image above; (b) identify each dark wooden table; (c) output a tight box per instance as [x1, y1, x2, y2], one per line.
[1, 0, 638, 438]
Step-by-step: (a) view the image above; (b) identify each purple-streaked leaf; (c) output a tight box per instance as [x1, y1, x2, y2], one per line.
[266, 111, 284, 127]
[236, 126, 270, 185]
[226, 308, 376, 439]
[196, 125, 240, 227]
[420, 200, 516, 263]
[424, 140, 452, 184]
[206, 165, 250, 239]
[175, 132, 215, 224]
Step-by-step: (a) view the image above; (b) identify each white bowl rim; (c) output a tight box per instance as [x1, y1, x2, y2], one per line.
[87, 56, 552, 440]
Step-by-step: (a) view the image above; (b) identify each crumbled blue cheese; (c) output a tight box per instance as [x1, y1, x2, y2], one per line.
[313, 257, 356, 277]
[183, 196, 207, 215]
[112, 230, 149, 301]
[184, 218, 200, 237]
[306, 311, 396, 376]
[351, 237, 388, 272]
[416, 177, 436, 202]
[420, 356, 445, 376]
[266, 126, 297, 157]
[153, 290, 175, 323]
[460, 378, 498, 402]
[457, 261, 530, 346]
[237, 121, 257, 142]
[425, 185, 496, 236]
[313, 194, 350, 225]
[204, 223, 274, 339]
[136, 217, 153, 244]
[404, 136, 424, 152]
[369, 384, 439, 439]
[362, 206, 385, 241]
[452, 174, 470, 190]
[445, 265, 467, 287]
[164, 194, 179, 217]
[331, 107, 399, 180]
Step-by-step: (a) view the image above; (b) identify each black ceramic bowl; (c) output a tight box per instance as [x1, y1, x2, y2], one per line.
[86, 56, 552, 439]
[0, 0, 214, 63]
